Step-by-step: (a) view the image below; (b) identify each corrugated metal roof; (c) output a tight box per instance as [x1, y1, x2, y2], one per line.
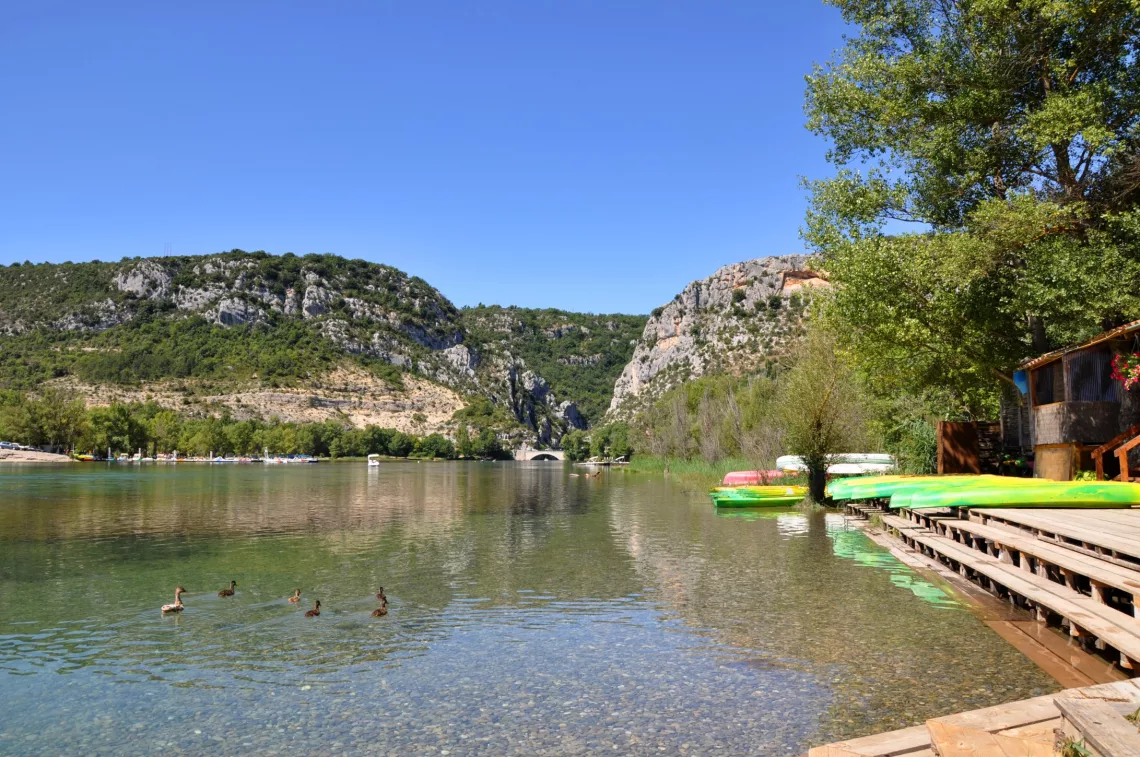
[1019, 319, 1140, 371]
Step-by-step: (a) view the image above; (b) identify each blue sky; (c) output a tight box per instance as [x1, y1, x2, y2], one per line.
[0, 2, 849, 314]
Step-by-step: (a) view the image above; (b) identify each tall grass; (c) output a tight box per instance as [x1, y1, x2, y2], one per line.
[628, 455, 808, 487]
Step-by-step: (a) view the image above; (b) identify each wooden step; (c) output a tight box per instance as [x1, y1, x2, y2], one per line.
[926, 720, 1054, 757]
[881, 514, 924, 532]
[809, 680, 1140, 757]
[1055, 698, 1140, 757]
[971, 510, 1140, 567]
[898, 528, 1140, 664]
[933, 517, 1140, 611]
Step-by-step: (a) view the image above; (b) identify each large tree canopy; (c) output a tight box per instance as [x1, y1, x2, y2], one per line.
[805, 0, 1140, 414]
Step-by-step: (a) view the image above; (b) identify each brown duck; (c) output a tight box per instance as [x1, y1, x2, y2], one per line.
[372, 588, 389, 617]
[218, 580, 237, 597]
[305, 600, 321, 617]
[288, 588, 301, 603]
[161, 587, 186, 613]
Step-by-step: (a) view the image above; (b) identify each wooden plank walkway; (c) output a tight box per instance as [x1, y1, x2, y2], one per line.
[808, 679, 1140, 757]
[1055, 699, 1140, 757]
[885, 520, 1140, 667]
[931, 517, 1140, 602]
[971, 509, 1140, 568]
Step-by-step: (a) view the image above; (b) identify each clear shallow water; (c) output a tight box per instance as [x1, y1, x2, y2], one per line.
[0, 463, 1056, 755]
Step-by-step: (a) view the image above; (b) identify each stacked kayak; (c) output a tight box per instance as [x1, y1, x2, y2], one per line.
[826, 474, 1140, 510]
[894, 480, 1140, 510]
[827, 474, 1019, 500]
[721, 470, 787, 486]
[777, 454, 896, 475]
[709, 485, 808, 508]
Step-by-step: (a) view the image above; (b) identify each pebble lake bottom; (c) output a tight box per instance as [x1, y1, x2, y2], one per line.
[0, 462, 1056, 756]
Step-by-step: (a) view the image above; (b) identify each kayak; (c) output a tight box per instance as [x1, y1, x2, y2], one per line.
[827, 475, 1013, 500]
[709, 485, 808, 507]
[894, 481, 1140, 510]
[776, 454, 896, 475]
[721, 470, 787, 486]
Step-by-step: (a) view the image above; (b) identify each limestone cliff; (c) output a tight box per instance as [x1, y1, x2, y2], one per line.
[606, 255, 829, 419]
[0, 251, 644, 443]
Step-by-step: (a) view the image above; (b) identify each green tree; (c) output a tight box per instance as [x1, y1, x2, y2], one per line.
[387, 431, 415, 457]
[470, 428, 507, 460]
[362, 426, 393, 455]
[804, 0, 1140, 411]
[148, 410, 182, 455]
[414, 433, 456, 459]
[454, 423, 472, 458]
[776, 327, 868, 503]
[560, 429, 589, 462]
[88, 402, 148, 456]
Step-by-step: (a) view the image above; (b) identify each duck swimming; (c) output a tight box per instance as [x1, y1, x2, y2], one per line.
[288, 588, 301, 603]
[371, 604, 388, 617]
[376, 587, 388, 606]
[218, 580, 236, 597]
[161, 587, 185, 613]
[305, 600, 321, 617]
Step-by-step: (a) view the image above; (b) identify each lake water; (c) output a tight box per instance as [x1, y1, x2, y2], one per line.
[0, 462, 1056, 756]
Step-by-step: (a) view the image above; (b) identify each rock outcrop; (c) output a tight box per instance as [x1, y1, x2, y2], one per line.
[606, 255, 828, 419]
[0, 251, 625, 445]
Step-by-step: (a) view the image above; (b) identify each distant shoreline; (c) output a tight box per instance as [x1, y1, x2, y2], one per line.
[0, 450, 72, 463]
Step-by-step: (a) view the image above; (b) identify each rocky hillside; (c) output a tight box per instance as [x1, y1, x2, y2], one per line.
[461, 307, 646, 428]
[606, 255, 828, 420]
[0, 251, 645, 444]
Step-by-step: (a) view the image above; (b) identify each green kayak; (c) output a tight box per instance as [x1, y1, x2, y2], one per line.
[893, 481, 1140, 509]
[827, 475, 1027, 501]
[709, 485, 808, 507]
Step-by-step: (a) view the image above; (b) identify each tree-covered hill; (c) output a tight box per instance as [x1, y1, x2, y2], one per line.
[461, 306, 646, 426]
[0, 251, 646, 444]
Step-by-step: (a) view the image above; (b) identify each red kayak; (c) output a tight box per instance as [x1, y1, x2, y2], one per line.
[721, 470, 786, 486]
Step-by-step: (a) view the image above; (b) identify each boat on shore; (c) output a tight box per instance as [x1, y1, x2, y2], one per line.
[893, 480, 1140, 509]
[721, 470, 787, 486]
[777, 453, 897, 475]
[709, 485, 808, 508]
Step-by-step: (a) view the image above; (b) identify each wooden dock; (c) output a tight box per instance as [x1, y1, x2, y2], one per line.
[851, 505, 1140, 671]
[833, 504, 1140, 755]
[809, 679, 1140, 757]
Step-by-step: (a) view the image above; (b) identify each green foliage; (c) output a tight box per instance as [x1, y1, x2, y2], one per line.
[413, 433, 455, 459]
[461, 306, 646, 426]
[560, 429, 590, 462]
[589, 423, 633, 460]
[804, 0, 1140, 414]
[454, 423, 472, 458]
[0, 389, 89, 450]
[469, 427, 510, 460]
[0, 392, 476, 460]
[776, 327, 869, 501]
[633, 373, 782, 466]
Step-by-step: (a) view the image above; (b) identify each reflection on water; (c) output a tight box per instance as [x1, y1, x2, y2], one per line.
[0, 463, 1055, 755]
[826, 519, 960, 609]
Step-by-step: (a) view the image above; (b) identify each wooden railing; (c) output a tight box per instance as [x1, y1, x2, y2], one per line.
[1093, 423, 1140, 480]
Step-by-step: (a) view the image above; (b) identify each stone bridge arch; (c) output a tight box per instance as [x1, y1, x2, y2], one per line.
[514, 446, 566, 462]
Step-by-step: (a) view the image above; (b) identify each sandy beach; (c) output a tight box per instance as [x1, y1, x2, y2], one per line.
[0, 449, 72, 463]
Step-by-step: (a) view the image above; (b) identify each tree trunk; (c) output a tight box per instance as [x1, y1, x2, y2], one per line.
[1029, 315, 1049, 352]
[808, 466, 828, 504]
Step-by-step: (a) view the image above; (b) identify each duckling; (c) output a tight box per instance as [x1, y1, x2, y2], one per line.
[371, 604, 388, 617]
[288, 588, 301, 604]
[218, 580, 236, 597]
[305, 600, 321, 617]
[161, 587, 186, 613]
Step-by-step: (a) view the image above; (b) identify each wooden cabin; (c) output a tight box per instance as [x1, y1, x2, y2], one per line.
[1010, 320, 1140, 480]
